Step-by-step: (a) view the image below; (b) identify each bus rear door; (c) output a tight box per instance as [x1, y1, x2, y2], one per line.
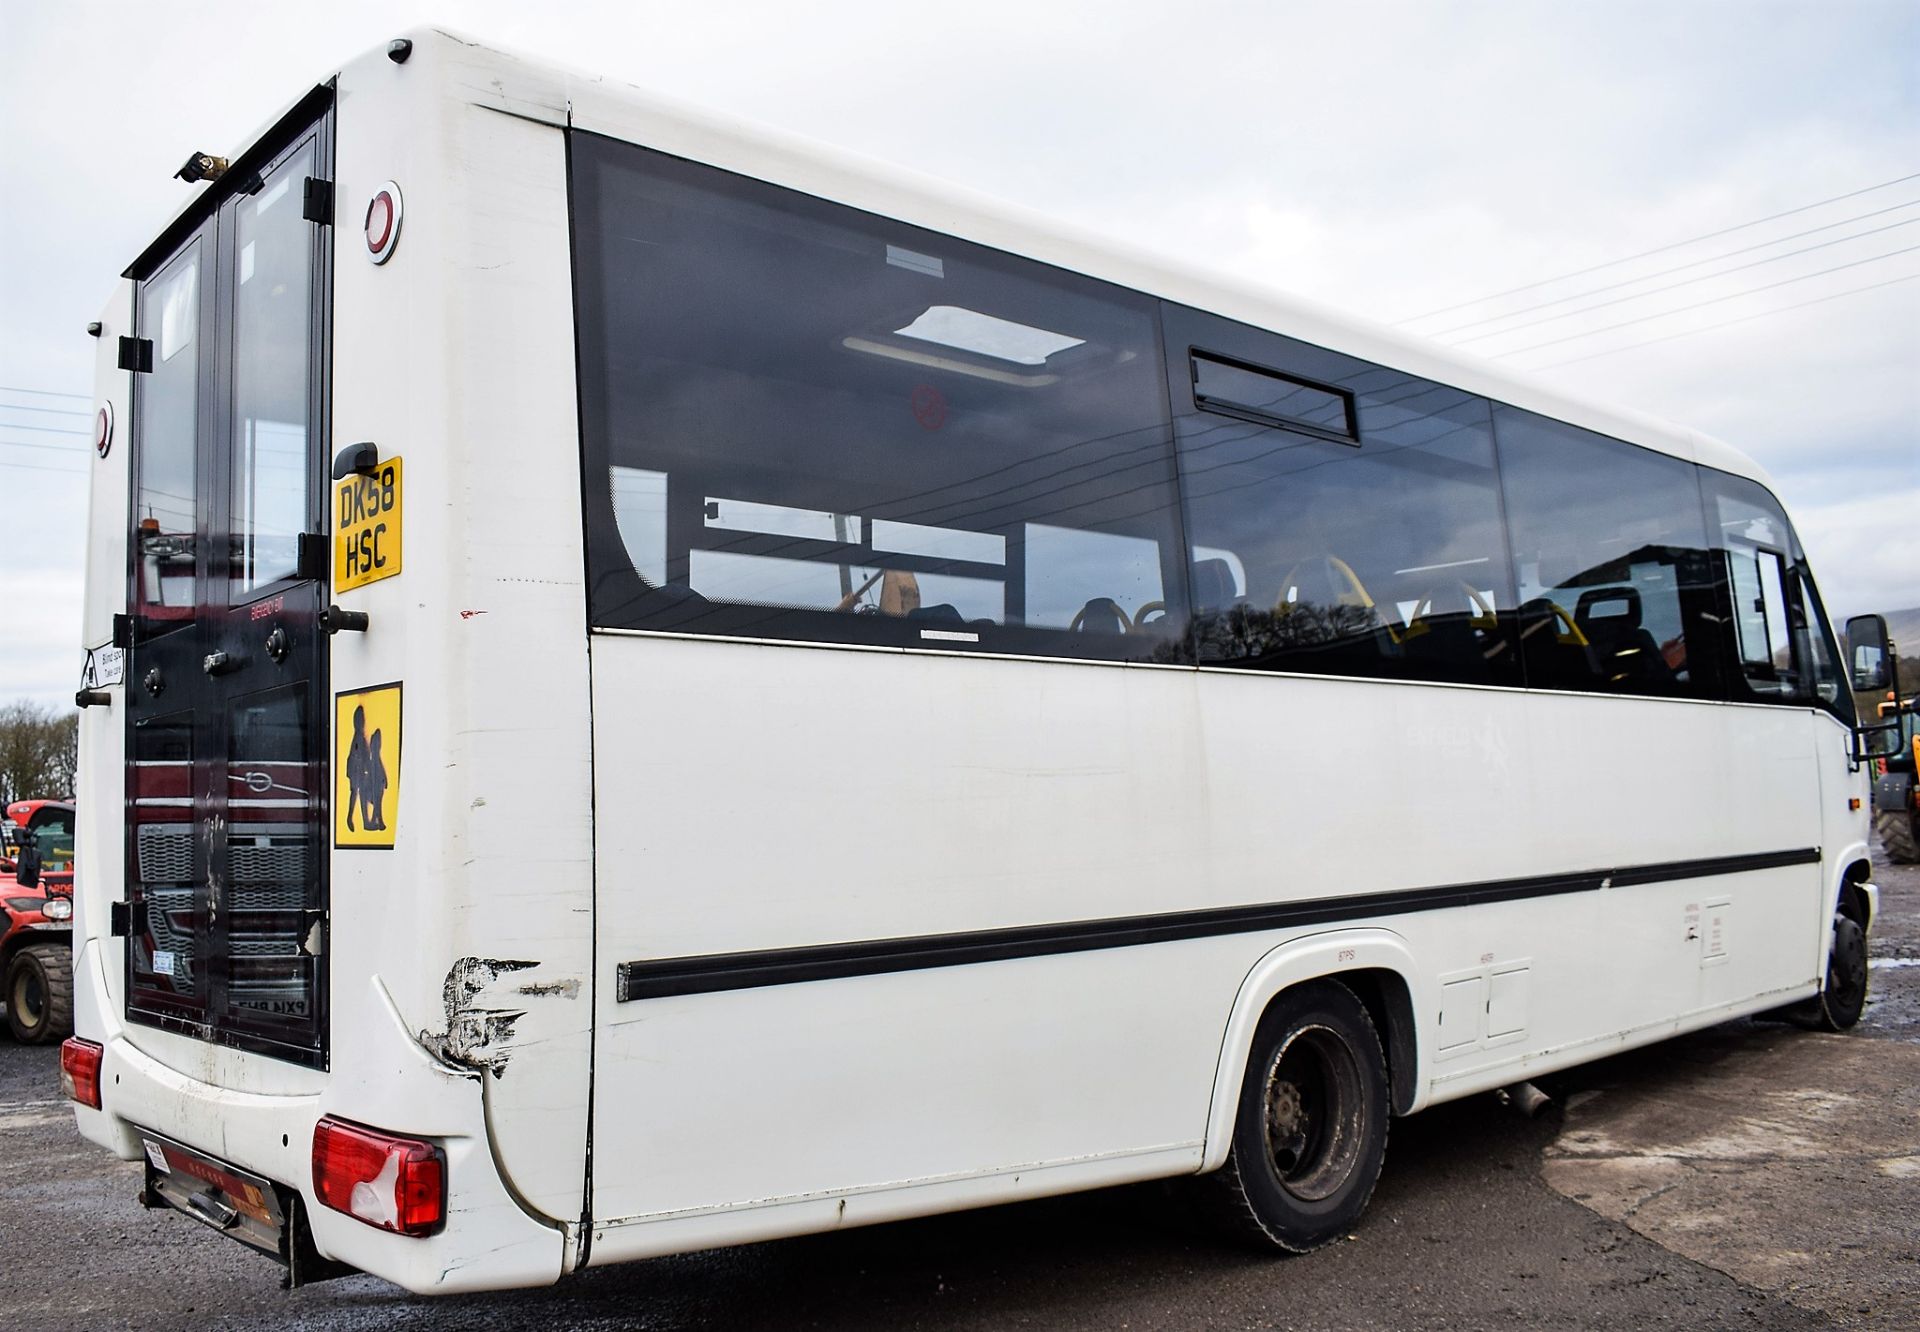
[123, 107, 334, 1068]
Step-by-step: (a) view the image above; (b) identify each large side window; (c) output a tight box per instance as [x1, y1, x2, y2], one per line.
[1494, 408, 1725, 700]
[1702, 470, 1850, 720]
[571, 135, 1185, 662]
[1161, 306, 1519, 687]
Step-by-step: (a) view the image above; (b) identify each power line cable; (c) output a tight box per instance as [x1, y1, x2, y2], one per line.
[0, 421, 90, 436]
[0, 459, 87, 477]
[0, 438, 88, 454]
[0, 385, 90, 401]
[0, 402, 91, 419]
[1449, 216, 1920, 347]
[1427, 197, 1920, 338]
[1489, 243, 1920, 358]
[1396, 170, 1920, 324]
[1529, 271, 1920, 370]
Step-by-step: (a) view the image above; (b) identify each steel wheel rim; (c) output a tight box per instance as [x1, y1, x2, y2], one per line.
[1262, 1023, 1364, 1202]
[14, 966, 45, 1026]
[1829, 916, 1866, 1011]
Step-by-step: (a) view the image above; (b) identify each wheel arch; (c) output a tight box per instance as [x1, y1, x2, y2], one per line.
[1200, 929, 1424, 1175]
[1835, 849, 1873, 929]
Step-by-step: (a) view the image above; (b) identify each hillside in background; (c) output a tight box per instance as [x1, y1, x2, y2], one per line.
[1880, 606, 1920, 654]
[1864, 606, 1920, 702]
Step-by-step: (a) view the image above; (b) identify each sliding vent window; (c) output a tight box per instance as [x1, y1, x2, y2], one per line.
[571, 134, 1185, 661]
[1191, 352, 1355, 441]
[1164, 305, 1518, 687]
[1495, 408, 1726, 700]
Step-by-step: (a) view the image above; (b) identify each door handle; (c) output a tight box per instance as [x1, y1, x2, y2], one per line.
[202, 650, 244, 676]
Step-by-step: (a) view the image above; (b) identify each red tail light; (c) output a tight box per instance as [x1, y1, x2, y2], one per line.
[60, 1038, 104, 1109]
[311, 1116, 445, 1237]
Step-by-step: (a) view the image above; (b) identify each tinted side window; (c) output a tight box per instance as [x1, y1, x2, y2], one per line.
[1163, 306, 1520, 687]
[1702, 470, 1849, 719]
[572, 135, 1185, 662]
[1494, 408, 1725, 700]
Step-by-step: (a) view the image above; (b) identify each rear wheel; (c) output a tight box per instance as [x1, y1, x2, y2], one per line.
[6, 943, 73, 1044]
[1877, 809, 1919, 864]
[1197, 979, 1389, 1252]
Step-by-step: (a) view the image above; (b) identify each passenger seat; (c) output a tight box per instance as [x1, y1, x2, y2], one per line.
[1573, 586, 1673, 687]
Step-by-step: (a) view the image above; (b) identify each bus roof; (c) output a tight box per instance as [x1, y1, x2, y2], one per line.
[132, 26, 1774, 491]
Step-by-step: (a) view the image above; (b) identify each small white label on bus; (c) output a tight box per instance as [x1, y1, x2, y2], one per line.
[84, 645, 125, 689]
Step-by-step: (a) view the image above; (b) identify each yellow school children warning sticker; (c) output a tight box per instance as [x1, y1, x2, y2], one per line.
[335, 682, 402, 849]
[333, 457, 403, 592]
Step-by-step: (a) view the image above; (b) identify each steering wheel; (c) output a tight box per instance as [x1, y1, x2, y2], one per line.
[1069, 598, 1134, 633]
[1133, 599, 1167, 628]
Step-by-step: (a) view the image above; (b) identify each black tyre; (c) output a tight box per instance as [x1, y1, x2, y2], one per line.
[1810, 911, 1868, 1032]
[6, 942, 74, 1044]
[1877, 810, 1919, 865]
[1198, 979, 1389, 1252]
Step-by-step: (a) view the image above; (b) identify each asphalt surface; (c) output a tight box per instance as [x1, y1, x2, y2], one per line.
[5, 849, 1915, 1332]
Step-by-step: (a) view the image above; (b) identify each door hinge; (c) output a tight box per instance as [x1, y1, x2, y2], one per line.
[112, 612, 132, 649]
[296, 531, 329, 582]
[109, 900, 149, 937]
[302, 178, 334, 226]
[118, 336, 154, 374]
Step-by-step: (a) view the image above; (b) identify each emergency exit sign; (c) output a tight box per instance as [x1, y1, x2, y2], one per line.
[333, 457, 404, 593]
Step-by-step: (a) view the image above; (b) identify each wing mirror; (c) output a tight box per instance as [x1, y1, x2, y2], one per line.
[1847, 613, 1892, 691]
[15, 841, 41, 889]
[1846, 613, 1903, 762]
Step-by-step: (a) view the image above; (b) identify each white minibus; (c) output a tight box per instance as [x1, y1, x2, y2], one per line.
[63, 28, 1898, 1293]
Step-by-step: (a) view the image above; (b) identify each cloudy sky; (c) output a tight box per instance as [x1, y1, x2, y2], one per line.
[2, 0, 1915, 708]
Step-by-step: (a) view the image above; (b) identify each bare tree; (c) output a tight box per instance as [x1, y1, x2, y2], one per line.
[0, 701, 79, 806]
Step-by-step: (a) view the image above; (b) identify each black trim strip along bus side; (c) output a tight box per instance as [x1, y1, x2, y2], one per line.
[615, 847, 1819, 1002]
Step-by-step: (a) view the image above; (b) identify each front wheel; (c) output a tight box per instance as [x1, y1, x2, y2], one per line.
[1809, 911, 1868, 1032]
[6, 942, 74, 1044]
[1197, 979, 1390, 1252]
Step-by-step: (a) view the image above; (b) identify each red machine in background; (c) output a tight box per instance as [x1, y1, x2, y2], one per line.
[3, 798, 75, 1043]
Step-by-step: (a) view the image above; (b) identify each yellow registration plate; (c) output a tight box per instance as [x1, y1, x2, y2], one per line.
[333, 457, 403, 592]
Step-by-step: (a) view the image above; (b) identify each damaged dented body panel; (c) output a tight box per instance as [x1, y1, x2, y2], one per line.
[65, 28, 1876, 1295]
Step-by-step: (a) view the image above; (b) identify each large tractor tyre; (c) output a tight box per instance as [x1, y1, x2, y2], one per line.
[6, 942, 74, 1044]
[1195, 979, 1391, 1253]
[1877, 809, 1919, 865]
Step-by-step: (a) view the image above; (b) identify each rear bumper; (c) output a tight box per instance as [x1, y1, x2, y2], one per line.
[68, 936, 565, 1294]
